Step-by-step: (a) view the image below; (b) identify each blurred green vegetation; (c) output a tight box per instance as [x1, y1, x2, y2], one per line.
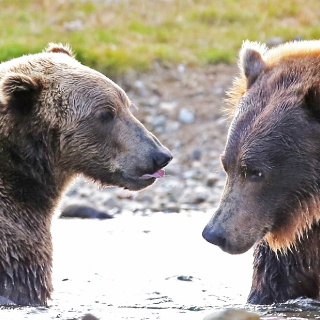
[0, 0, 319, 76]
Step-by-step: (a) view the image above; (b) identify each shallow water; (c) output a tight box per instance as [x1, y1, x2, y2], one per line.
[1, 212, 320, 320]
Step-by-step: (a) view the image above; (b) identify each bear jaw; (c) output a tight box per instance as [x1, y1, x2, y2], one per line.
[264, 197, 320, 253]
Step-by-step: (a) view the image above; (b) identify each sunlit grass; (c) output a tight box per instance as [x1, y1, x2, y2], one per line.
[0, 0, 319, 76]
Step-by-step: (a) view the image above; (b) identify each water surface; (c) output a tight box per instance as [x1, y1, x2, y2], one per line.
[0, 212, 319, 319]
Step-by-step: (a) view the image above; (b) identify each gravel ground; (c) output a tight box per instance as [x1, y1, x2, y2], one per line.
[59, 63, 238, 217]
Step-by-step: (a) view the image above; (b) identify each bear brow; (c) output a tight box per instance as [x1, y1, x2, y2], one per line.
[103, 89, 130, 114]
[116, 89, 130, 108]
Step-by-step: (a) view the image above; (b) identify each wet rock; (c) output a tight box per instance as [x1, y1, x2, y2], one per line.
[60, 205, 113, 220]
[190, 149, 202, 161]
[203, 309, 260, 320]
[160, 201, 181, 212]
[82, 314, 99, 320]
[177, 275, 194, 281]
[179, 108, 195, 124]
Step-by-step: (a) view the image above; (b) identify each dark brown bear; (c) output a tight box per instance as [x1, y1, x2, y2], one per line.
[0, 44, 172, 306]
[203, 40, 320, 304]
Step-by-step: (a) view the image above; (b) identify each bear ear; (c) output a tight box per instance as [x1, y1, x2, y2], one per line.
[45, 42, 74, 57]
[0, 73, 42, 116]
[240, 41, 267, 88]
[304, 83, 320, 121]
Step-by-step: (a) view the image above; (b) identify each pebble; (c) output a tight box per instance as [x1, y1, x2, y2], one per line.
[203, 309, 260, 320]
[60, 205, 113, 220]
[152, 115, 166, 128]
[190, 149, 202, 161]
[159, 101, 178, 112]
[178, 108, 195, 124]
[82, 314, 99, 320]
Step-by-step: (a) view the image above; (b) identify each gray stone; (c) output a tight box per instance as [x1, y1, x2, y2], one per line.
[159, 101, 178, 112]
[191, 149, 202, 161]
[152, 115, 166, 128]
[179, 108, 195, 124]
[60, 205, 113, 220]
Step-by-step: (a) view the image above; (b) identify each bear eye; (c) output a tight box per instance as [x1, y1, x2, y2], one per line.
[241, 166, 263, 182]
[248, 169, 263, 182]
[98, 110, 115, 123]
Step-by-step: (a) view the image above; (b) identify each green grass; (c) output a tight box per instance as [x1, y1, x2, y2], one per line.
[0, 0, 320, 76]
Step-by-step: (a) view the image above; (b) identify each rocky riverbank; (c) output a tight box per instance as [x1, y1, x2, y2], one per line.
[60, 63, 238, 216]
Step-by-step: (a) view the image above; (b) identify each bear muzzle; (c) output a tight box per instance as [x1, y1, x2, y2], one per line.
[139, 149, 173, 180]
[202, 222, 255, 255]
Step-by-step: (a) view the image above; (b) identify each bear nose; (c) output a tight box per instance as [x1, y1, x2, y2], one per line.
[202, 224, 227, 249]
[152, 150, 173, 169]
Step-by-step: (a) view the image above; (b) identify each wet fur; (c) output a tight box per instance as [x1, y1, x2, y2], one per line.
[203, 40, 320, 304]
[0, 44, 171, 305]
[249, 222, 320, 304]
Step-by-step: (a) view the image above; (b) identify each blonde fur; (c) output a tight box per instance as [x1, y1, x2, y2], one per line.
[227, 40, 320, 114]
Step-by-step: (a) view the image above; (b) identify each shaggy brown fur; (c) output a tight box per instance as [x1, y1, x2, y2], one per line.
[203, 40, 320, 304]
[0, 44, 172, 306]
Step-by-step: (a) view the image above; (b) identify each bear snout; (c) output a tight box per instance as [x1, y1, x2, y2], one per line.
[151, 149, 173, 170]
[202, 222, 254, 255]
[138, 149, 172, 181]
[202, 224, 228, 249]
[202, 205, 260, 255]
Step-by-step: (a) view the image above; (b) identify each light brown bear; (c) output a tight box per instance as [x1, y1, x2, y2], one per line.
[0, 44, 172, 306]
[203, 40, 320, 304]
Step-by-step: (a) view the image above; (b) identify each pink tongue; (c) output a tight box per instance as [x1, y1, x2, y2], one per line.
[140, 169, 165, 180]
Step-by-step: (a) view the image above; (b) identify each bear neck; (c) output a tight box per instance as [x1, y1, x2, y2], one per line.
[249, 221, 320, 304]
[0, 132, 68, 306]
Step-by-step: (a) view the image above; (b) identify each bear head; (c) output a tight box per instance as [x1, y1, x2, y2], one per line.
[203, 40, 320, 253]
[0, 43, 172, 194]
